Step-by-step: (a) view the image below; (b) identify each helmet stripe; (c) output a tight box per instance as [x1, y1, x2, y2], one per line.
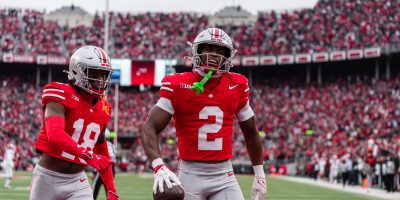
[215, 29, 220, 39]
[97, 48, 110, 67]
[211, 28, 221, 40]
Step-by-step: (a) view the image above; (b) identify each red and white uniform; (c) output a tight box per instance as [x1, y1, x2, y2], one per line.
[156, 71, 254, 161]
[35, 82, 112, 165]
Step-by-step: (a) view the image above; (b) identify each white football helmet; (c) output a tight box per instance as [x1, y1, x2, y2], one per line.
[189, 28, 237, 73]
[66, 46, 112, 96]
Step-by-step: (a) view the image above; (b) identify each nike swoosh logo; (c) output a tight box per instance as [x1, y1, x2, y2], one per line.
[80, 178, 86, 182]
[229, 85, 238, 90]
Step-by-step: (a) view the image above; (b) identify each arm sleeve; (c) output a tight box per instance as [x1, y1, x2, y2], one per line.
[100, 165, 116, 193]
[93, 141, 111, 158]
[95, 141, 116, 193]
[46, 116, 82, 157]
[235, 82, 254, 122]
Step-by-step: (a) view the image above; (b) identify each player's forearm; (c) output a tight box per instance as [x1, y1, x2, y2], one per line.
[240, 117, 264, 165]
[46, 116, 82, 157]
[244, 131, 264, 166]
[140, 123, 161, 163]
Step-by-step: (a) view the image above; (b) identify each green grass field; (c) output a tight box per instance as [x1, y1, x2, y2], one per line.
[0, 172, 381, 200]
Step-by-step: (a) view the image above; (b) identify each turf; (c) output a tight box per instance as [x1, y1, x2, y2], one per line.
[0, 172, 381, 200]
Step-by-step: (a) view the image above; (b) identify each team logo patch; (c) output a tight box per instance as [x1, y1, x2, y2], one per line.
[101, 97, 110, 115]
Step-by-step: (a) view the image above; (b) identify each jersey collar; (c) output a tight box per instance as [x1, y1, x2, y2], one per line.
[193, 68, 222, 81]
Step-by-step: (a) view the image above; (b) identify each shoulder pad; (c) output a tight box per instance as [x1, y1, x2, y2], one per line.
[44, 82, 75, 93]
[161, 72, 191, 86]
[226, 72, 248, 85]
[42, 82, 77, 108]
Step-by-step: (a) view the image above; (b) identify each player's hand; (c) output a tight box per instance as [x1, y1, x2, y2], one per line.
[80, 147, 112, 172]
[153, 164, 181, 194]
[107, 190, 119, 200]
[85, 154, 112, 172]
[251, 176, 267, 200]
[79, 146, 93, 159]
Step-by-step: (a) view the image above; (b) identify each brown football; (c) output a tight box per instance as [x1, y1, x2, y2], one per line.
[153, 182, 185, 200]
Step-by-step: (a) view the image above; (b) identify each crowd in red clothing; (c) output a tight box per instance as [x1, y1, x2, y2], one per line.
[63, 13, 105, 55]
[1, 75, 400, 174]
[0, 76, 41, 170]
[23, 9, 63, 55]
[1, 0, 400, 58]
[0, 8, 21, 53]
[112, 12, 208, 60]
[249, 78, 400, 163]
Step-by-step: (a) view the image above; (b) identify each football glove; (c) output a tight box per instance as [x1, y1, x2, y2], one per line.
[251, 165, 267, 200]
[152, 158, 181, 194]
[251, 176, 267, 200]
[80, 147, 112, 172]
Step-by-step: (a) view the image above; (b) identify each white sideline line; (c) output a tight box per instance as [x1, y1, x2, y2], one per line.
[275, 175, 400, 200]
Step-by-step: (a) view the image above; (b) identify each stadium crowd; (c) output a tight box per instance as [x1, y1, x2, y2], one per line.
[1, 0, 400, 192]
[1, 0, 400, 58]
[1, 75, 400, 190]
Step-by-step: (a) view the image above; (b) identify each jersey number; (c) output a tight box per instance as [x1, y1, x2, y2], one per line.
[61, 118, 101, 161]
[198, 106, 223, 150]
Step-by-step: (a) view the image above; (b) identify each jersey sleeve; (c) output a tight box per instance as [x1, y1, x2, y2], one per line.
[156, 75, 176, 115]
[235, 77, 254, 122]
[41, 82, 75, 109]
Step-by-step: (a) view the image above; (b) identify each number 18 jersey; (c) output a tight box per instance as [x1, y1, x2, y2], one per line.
[156, 72, 254, 161]
[35, 82, 111, 165]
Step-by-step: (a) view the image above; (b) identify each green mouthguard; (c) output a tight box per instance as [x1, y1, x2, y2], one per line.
[190, 68, 215, 95]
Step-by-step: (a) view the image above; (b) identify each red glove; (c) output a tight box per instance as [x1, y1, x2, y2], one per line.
[107, 191, 119, 200]
[80, 147, 112, 172]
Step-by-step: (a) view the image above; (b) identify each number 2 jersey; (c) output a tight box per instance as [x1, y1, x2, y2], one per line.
[156, 71, 254, 161]
[35, 82, 111, 165]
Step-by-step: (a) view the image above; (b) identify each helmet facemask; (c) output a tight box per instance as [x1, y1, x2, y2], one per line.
[192, 43, 234, 74]
[70, 62, 112, 96]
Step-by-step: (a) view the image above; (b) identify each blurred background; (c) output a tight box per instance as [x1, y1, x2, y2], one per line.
[1, 0, 400, 198]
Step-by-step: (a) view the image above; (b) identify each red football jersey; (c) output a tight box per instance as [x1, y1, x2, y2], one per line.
[35, 82, 111, 165]
[157, 71, 254, 161]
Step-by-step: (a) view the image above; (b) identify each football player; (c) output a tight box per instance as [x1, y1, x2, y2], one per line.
[1, 142, 16, 189]
[141, 28, 267, 200]
[29, 46, 118, 200]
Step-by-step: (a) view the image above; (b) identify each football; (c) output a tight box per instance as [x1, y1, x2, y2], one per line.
[153, 182, 185, 200]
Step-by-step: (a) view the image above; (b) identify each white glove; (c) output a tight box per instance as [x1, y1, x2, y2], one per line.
[251, 176, 267, 200]
[251, 165, 267, 200]
[152, 158, 181, 194]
